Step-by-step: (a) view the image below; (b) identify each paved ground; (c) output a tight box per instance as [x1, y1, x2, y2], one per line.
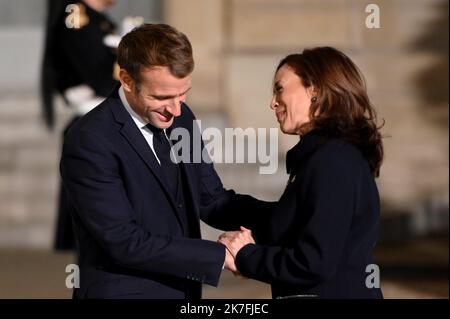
[0, 236, 447, 299]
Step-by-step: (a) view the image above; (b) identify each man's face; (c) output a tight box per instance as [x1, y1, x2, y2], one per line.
[121, 66, 192, 129]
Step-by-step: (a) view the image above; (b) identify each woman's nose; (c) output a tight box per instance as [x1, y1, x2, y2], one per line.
[270, 96, 278, 110]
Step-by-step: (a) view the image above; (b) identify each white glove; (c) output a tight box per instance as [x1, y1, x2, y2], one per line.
[103, 16, 144, 48]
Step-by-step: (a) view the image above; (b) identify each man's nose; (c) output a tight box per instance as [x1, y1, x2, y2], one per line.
[167, 97, 182, 117]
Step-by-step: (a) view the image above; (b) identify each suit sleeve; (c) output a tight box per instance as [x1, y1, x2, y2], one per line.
[181, 111, 276, 238]
[60, 130, 225, 286]
[234, 153, 357, 287]
[198, 159, 276, 242]
[177, 103, 276, 237]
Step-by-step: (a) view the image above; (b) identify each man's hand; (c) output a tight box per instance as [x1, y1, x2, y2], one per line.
[218, 226, 256, 257]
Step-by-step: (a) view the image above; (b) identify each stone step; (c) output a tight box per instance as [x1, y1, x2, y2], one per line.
[0, 224, 54, 249]
[0, 198, 56, 225]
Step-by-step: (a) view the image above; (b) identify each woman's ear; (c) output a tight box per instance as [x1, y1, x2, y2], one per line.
[307, 85, 317, 99]
[307, 86, 318, 104]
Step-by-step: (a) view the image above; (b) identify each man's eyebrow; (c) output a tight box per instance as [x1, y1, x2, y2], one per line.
[150, 87, 192, 99]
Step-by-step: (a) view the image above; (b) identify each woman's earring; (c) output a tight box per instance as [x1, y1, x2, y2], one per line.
[311, 96, 317, 103]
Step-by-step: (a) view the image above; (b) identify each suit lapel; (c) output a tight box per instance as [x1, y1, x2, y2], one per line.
[108, 90, 187, 227]
[171, 112, 200, 219]
[179, 162, 200, 218]
[119, 120, 170, 192]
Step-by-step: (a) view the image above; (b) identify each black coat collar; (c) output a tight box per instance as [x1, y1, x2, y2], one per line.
[286, 129, 330, 174]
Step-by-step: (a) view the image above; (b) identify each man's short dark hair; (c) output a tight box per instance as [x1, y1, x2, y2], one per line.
[118, 23, 194, 84]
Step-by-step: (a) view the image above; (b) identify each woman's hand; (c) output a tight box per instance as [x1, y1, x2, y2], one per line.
[218, 226, 256, 257]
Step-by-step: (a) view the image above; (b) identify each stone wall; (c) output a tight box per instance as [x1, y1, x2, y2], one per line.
[0, 0, 447, 247]
[165, 0, 449, 209]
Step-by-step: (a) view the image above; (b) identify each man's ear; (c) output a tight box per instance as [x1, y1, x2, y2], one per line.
[119, 69, 134, 93]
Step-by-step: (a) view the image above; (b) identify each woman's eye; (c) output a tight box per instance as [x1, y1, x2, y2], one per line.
[274, 86, 283, 93]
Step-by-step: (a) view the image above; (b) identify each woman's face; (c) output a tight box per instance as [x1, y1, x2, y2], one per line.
[270, 64, 314, 135]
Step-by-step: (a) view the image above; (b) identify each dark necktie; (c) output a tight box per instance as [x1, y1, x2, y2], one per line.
[146, 124, 193, 236]
[146, 124, 179, 196]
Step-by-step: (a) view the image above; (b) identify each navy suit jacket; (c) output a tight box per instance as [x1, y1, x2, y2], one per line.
[60, 88, 265, 299]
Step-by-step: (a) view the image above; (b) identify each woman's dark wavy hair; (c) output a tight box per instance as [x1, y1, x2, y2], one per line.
[277, 47, 384, 177]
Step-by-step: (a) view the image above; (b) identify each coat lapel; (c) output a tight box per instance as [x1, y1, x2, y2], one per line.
[107, 90, 187, 226]
[171, 111, 200, 218]
[119, 120, 170, 192]
[179, 162, 200, 218]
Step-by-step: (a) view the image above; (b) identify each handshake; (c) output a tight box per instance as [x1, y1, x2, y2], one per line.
[218, 226, 255, 276]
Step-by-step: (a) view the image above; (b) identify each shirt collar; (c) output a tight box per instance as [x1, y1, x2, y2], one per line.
[118, 86, 148, 130]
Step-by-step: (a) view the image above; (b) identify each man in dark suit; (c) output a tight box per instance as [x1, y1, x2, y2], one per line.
[60, 23, 259, 299]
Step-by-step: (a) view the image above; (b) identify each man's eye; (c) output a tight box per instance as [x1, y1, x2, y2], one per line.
[152, 96, 168, 101]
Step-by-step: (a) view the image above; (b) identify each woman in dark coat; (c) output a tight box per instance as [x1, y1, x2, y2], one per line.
[219, 47, 384, 299]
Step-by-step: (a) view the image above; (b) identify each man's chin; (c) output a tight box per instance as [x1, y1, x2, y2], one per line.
[152, 118, 174, 130]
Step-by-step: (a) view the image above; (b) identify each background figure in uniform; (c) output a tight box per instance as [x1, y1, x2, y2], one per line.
[41, 0, 119, 250]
